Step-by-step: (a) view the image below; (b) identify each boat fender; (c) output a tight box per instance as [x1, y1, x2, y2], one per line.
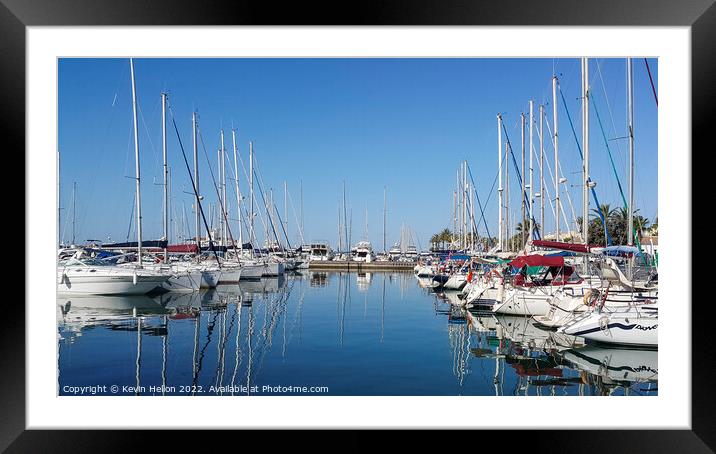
[133, 270, 138, 285]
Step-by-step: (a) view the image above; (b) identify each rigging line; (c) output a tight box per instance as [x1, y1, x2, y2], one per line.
[644, 58, 658, 107]
[500, 122, 541, 239]
[125, 191, 135, 241]
[227, 156, 246, 236]
[227, 146, 256, 247]
[137, 96, 161, 180]
[166, 104, 221, 266]
[465, 163, 495, 242]
[252, 158, 291, 249]
[474, 152, 503, 244]
[540, 113, 571, 232]
[83, 66, 128, 240]
[590, 92, 628, 209]
[596, 59, 648, 228]
[595, 59, 628, 178]
[557, 81, 612, 245]
[233, 140, 270, 251]
[592, 93, 648, 261]
[286, 187, 306, 246]
[249, 159, 283, 250]
[196, 127, 239, 249]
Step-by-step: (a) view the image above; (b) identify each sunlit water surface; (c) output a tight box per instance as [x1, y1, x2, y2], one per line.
[57, 271, 657, 396]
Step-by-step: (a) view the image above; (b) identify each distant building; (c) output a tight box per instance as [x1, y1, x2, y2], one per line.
[640, 234, 658, 256]
[540, 230, 584, 243]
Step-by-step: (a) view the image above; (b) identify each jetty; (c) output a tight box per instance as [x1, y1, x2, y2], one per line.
[308, 261, 416, 271]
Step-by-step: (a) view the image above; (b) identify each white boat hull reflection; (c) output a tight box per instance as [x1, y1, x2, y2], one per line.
[561, 346, 658, 384]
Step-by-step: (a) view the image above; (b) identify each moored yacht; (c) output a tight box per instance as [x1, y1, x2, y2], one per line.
[309, 242, 334, 261]
[352, 241, 374, 262]
[558, 302, 658, 348]
[388, 242, 402, 261]
[57, 256, 170, 295]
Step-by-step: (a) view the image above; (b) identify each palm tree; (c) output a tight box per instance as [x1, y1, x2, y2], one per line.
[515, 221, 541, 239]
[430, 234, 439, 250]
[439, 228, 452, 249]
[650, 217, 658, 235]
[591, 203, 617, 221]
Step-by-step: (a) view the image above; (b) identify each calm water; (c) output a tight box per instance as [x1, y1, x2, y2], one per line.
[57, 271, 657, 396]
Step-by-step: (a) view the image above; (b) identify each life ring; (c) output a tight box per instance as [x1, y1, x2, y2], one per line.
[583, 289, 599, 307]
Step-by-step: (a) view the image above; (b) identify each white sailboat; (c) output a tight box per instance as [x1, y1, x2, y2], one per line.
[57, 254, 169, 295]
[558, 303, 657, 347]
[57, 59, 170, 296]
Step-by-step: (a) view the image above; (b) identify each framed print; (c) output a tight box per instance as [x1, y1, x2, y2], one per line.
[6, 0, 712, 450]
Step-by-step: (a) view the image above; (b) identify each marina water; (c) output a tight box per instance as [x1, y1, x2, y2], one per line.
[58, 271, 657, 396]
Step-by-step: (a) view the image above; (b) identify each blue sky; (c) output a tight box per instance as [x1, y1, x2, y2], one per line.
[58, 58, 657, 249]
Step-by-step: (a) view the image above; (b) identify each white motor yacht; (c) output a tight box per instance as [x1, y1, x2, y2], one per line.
[352, 241, 374, 263]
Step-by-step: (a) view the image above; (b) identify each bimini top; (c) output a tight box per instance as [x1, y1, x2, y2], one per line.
[590, 245, 641, 257]
[509, 254, 565, 269]
[531, 240, 593, 253]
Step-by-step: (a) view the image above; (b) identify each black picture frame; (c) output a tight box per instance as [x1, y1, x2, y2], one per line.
[5, 0, 709, 450]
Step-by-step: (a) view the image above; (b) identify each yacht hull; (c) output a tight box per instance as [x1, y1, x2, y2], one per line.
[57, 273, 167, 295]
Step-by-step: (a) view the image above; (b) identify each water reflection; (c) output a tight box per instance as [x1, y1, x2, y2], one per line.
[57, 272, 657, 396]
[309, 271, 328, 288]
[431, 287, 658, 396]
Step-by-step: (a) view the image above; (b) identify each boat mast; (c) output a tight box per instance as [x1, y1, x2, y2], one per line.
[627, 57, 635, 247]
[521, 112, 526, 246]
[383, 186, 387, 254]
[161, 92, 169, 262]
[130, 58, 143, 266]
[232, 128, 243, 250]
[497, 114, 503, 251]
[221, 129, 227, 249]
[71, 181, 76, 245]
[463, 161, 468, 250]
[364, 203, 368, 242]
[455, 169, 459, 249]
[343, 180, 348, 250]
[217, 148, 222, 246]
[452, 189, 457, 249]
[249, 141, 254, 248]
[539, 104, 545, 236]
[338, 203, 343, 252]
[267, 188, 272, 247]
[470, 172, 475, 251]
[552, 75, 560, 241]
[192, 111, 200, 254]
[168, 167, 172, 244]
[284, 181, 288, 245]
[57, 150, 61, 249]
[505, 141, 510, 251]
[582, 58, 590, 246]
[529, 100, 534, 241]
[300, 179, 304, 242]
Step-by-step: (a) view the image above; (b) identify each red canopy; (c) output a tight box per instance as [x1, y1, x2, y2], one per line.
[509, 254, 565, 268]
[167, 244, 199, 253]
[532, 240, 596, 253]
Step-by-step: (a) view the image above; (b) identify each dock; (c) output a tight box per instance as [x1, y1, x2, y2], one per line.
[308, 261, 417, 271]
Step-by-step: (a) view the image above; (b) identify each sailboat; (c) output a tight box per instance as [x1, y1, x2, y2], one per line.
[558, 302, 657, 347]
[57, 59, 170, 296]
